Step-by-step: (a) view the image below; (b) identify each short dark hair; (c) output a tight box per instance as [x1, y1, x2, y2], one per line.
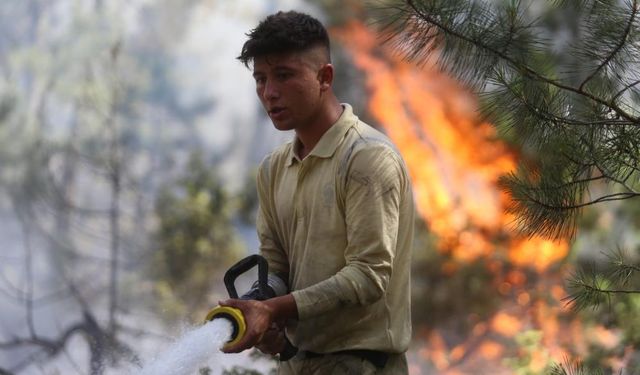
[238, 11, 330, 67]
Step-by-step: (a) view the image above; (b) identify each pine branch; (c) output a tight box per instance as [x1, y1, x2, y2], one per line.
[578, 0, 638, 91]
[526, 191, 639, 210]
[574, 283, 640, 296]
[565, 249, 640, 312]
[564, 266, 611, 311]
[613, 78, 640, 101]
[564, 278, 640, 312]
[379, 0, 640, 240]
[593, 161, 639, 194]
[548, 356, 605, 375]
[487, 71, 637, 129]
[604, 247, 640, 286]
[501, 160, 639, 239]
[401, 0, 640, 124]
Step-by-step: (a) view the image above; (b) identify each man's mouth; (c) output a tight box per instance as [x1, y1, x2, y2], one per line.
[269, 107, 286, 116]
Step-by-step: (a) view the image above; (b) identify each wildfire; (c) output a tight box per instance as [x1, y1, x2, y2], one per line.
[331, 22, 612, 374]
[334, 22, 565, 265]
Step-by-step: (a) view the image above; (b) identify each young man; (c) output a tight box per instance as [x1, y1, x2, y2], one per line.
[219, 10, 414, 374]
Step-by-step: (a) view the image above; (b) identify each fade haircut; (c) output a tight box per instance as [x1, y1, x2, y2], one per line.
[238, 11, 330, 68]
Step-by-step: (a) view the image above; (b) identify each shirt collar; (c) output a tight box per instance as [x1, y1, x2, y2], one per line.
[286, 104, 357, 167]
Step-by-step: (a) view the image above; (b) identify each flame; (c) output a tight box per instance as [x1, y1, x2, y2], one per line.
[509, 238, 568, 272]
[330, 22, 620, 373]
[333, 22, 569, 267]
[478, 341, 504, 361]
[491, 312, 522, 336]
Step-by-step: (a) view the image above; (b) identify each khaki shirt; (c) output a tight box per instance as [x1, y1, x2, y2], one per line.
[257, 104, 414, 353]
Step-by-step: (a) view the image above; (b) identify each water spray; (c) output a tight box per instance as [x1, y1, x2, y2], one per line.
[204, 254, 286, 350]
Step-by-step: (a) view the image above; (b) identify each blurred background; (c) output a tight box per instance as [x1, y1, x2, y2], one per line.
[1, 0, 639, 374]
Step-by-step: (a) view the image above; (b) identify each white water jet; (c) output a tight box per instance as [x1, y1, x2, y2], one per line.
[135, 318, 233, 375]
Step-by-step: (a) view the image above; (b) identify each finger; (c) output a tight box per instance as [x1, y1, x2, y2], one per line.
[259, 329, 278, 343]
[274, 318, 286, 328]
[218, 299, 242, 308]
[221, 337, 247, 353]
[256, 331, 285, 355]
[255, 343, 279, 356]
[265, 324, 279, 332]
[222, 329, 261, 353]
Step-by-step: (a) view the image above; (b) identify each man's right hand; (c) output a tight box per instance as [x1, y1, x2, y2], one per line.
[218, 294, 298, 353]
[218, 298, 274, 353]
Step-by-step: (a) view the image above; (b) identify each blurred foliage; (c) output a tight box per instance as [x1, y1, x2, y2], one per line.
[0, 94, 14, 122]
[411, 251, 500, 334]
[218, 348, 276, 374]
[0, 0, 155, 370]
[221, 351, 276, 375]
[504, 330, 554, 375]
[220, 367, 270, 375]
[151, 152, 244, 321]
[199, 350, 278, 375]
[236, 168, 259, 226]
[0, 1, 248, 373]
[411, 217, 500, 337]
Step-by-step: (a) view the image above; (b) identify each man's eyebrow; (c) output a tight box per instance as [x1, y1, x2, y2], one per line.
[252, 64, 298, 78]
[273, 65, 296, 71]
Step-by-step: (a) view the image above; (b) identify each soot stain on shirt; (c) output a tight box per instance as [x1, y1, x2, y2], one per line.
[322, 184, 335, 207]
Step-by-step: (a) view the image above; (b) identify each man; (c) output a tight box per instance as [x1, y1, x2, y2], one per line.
[219, 10, 414, 374]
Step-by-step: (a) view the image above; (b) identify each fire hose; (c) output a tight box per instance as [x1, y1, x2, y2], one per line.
[204, 254, 297, 359]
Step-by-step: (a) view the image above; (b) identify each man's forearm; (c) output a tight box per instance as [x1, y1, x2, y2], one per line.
[264, 294, 298, 321]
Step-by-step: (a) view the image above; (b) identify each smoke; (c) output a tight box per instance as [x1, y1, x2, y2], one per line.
[0, 0, 322, 374]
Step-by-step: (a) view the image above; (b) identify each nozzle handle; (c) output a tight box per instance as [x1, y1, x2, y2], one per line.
[223, 254, 269, 299]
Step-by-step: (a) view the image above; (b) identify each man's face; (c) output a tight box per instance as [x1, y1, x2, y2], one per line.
[252, 50, 327, 131]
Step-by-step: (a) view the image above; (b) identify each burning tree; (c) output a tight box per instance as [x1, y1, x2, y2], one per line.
[381, 0, 640, 238]
[372, 0, 640, 371]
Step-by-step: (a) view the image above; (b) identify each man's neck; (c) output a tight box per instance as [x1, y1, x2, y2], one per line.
[295, 98, 343, 159]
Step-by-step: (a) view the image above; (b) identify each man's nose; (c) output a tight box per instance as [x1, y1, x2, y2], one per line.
[262, 80, 279, 100]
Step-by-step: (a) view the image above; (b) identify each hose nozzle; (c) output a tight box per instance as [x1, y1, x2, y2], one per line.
[205, 305, 246, 349]
[205, 255, 281, 351]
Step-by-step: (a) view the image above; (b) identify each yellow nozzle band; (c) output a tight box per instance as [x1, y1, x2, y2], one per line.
[205, 306, 246, 349]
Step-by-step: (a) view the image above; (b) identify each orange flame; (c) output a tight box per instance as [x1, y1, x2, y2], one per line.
[333, 22, 568, 266]
[334, 23, 570, 269]
[491, 312, 522, 336]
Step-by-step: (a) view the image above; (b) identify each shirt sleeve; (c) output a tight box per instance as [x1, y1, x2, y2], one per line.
[256, 155, 290, 278]
[292, 144, 408, 320]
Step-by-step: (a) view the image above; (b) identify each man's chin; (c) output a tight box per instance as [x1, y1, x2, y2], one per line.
[271, 121, 295, 131]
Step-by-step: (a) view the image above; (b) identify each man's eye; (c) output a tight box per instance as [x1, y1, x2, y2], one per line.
[255, 77, 266, 85]
[276, 73, 291, 80]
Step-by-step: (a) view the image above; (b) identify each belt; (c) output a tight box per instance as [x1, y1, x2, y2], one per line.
[298, 349, 389, 369]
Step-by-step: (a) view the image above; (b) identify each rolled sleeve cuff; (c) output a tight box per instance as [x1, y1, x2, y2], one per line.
[291, 267, 383, 320]
[291, 289, 318, 321]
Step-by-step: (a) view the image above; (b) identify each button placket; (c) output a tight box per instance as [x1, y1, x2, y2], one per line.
[294, 159, 311, 222]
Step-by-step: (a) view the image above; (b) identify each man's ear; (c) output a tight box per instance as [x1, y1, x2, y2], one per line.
[318, 64, 334, 91]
